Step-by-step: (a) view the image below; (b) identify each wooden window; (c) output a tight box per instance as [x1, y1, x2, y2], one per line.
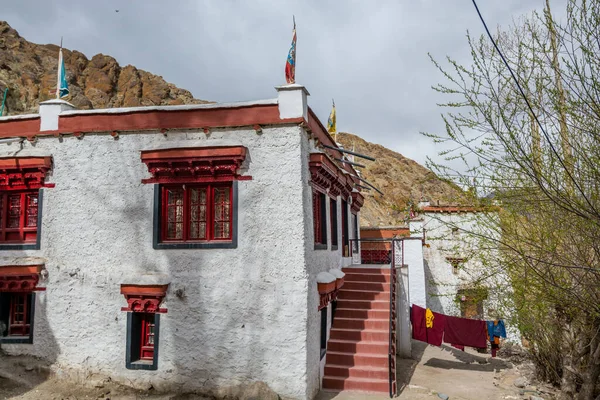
[351, 213, 359, 253]
[313, 190, 327, 249]
[161, 183, 232, 243]
[140, 313, 156, 360]
[330, 198, 338, 250]
[341, 199, 349, 256]
[0, 191, 39, 244]
[0, 292, 34, 343]
[320, 307, 328, 359]
[126, 312, 160, 370]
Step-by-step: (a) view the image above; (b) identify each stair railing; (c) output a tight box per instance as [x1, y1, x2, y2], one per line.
[388, 239, 399, 397]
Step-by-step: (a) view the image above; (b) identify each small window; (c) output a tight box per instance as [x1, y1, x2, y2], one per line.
[320, 307, 328, 359]
[0, 292, 35, 344]
[154, 183, 237, 249]
[351, 213, 359, 254]
[330, 198, 338, 250]
[0, 191, 41, 248]
[341, 199, 349, 256]
[446, 257, 464, 275]
[126, 312, 160, 370]
[313, 190, 327, 249]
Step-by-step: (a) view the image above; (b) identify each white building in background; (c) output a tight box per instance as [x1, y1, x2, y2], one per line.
[0, 84, 365, 400]
[409, 203, 519, 342]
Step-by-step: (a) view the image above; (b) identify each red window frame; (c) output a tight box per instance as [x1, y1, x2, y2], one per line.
[0, 191, 39, 244]
[8, 293, 31, 336]
[139, 313, 155, 360]
[160, 183, 233, 243]
[313, 190, 327, 246]
[330, 198, 338, 247]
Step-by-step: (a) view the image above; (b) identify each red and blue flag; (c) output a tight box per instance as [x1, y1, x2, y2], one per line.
[285, 18, 296, 84]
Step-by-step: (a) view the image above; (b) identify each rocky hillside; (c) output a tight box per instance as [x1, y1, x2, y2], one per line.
[0, 20, 466, 228]
[337, 132, 468, 227]
[0, 21, 208, 115]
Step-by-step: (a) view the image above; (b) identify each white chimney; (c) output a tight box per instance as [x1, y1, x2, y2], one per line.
[39, 99, 76, 131]
[275, 84, 309, 120]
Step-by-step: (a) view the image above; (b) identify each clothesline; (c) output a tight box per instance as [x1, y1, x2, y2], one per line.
[411, 304, 506, 357]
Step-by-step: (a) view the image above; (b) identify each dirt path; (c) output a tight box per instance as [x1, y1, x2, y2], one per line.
[0, 343, 555, 400]
[317, 341, 554, 400]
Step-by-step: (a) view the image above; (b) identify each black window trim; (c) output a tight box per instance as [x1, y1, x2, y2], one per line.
[0, 292, 35, 344]
[153, 182, 238, 249]
[0, 189, 43, 251]
[125, 312, 160, 370]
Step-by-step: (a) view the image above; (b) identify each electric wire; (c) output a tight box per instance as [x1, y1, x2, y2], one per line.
[470, 0, 599, 218]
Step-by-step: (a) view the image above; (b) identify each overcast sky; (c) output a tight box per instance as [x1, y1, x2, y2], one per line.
[3, 0, 563, 167]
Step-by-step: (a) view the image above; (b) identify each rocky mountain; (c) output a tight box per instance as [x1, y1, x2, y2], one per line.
[0, 20, 466, 228]
[336, 132, 468, 227]
[0, 21, 208, 115]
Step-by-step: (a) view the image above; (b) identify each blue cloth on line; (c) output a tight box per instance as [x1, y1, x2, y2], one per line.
[486, 320, 507, 339]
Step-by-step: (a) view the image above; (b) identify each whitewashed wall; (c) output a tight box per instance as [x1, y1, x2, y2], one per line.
[417, 213, 520, 343]
[0, 125, 314, 399]
[301, 137, 356, 399]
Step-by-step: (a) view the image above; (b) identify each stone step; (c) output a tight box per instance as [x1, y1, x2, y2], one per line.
[322, 376, 389, 393]
[342, 267, 390, 275]
[335, 308, 389, 320]
[338, 289, 390, 301]
[327, 339, 389, 354]
[336, 299, 390, 310]
[343, 281, 390, 292]
[334, 318, 390, 330]
[344, 273, 391, 283]
[325, 351, 389, 368]
[324, 364, 389, 380]
[330, 328, 389, 342]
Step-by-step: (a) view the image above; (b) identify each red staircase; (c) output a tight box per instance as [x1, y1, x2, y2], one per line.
[322, 267, 397, 395]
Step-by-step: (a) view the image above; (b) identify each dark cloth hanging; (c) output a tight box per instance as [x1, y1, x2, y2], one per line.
[427, 310, 445, 346]
[411, 305, 427, 342]
[411, 305, 445, 346]
[443, 315, 488, 348]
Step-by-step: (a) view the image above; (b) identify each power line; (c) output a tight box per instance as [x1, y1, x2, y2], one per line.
[470, 0, 599, 217]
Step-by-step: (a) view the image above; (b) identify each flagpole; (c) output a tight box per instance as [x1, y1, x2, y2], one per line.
[332, 99, 337, 143]
[56, 37, 63, 100]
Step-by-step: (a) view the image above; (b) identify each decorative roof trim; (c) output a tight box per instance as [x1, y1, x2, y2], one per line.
[309, 153, 356, 201]
[0, 156, 53, 190]
[140, 146, 249, 184]
[120, 284, 169, 314]
[0, 265, 44, 292]
[351, 191, 364, 213]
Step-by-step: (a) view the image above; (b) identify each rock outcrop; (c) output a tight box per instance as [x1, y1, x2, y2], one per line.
[0, 21, 208, 115]
[336, 132, 469, 226]
[0, 20, 467, 229]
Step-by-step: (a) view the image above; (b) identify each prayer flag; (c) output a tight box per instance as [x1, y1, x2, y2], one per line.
[56, 45, 69, 99]
[285, 18, 297, 84]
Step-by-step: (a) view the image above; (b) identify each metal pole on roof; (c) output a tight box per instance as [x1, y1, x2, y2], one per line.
[357, 176, 384, 196]
[355, 184, 371, 191]
[322, 144, 376, 161]
[335, 158, 366, 169]
[0, 88, 8, 116]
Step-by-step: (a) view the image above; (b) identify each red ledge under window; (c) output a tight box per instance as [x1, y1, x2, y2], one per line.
[0, 157, 54, 190]
[120, 284, 169, 313]
[0, 265, 45, 292]
[140, 146, 251, 184]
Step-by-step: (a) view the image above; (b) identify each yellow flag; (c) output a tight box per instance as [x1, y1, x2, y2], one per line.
[327, 101, 336, 133]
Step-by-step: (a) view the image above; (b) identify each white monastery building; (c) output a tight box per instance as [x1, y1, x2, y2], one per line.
[0, 85, 368, 399]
